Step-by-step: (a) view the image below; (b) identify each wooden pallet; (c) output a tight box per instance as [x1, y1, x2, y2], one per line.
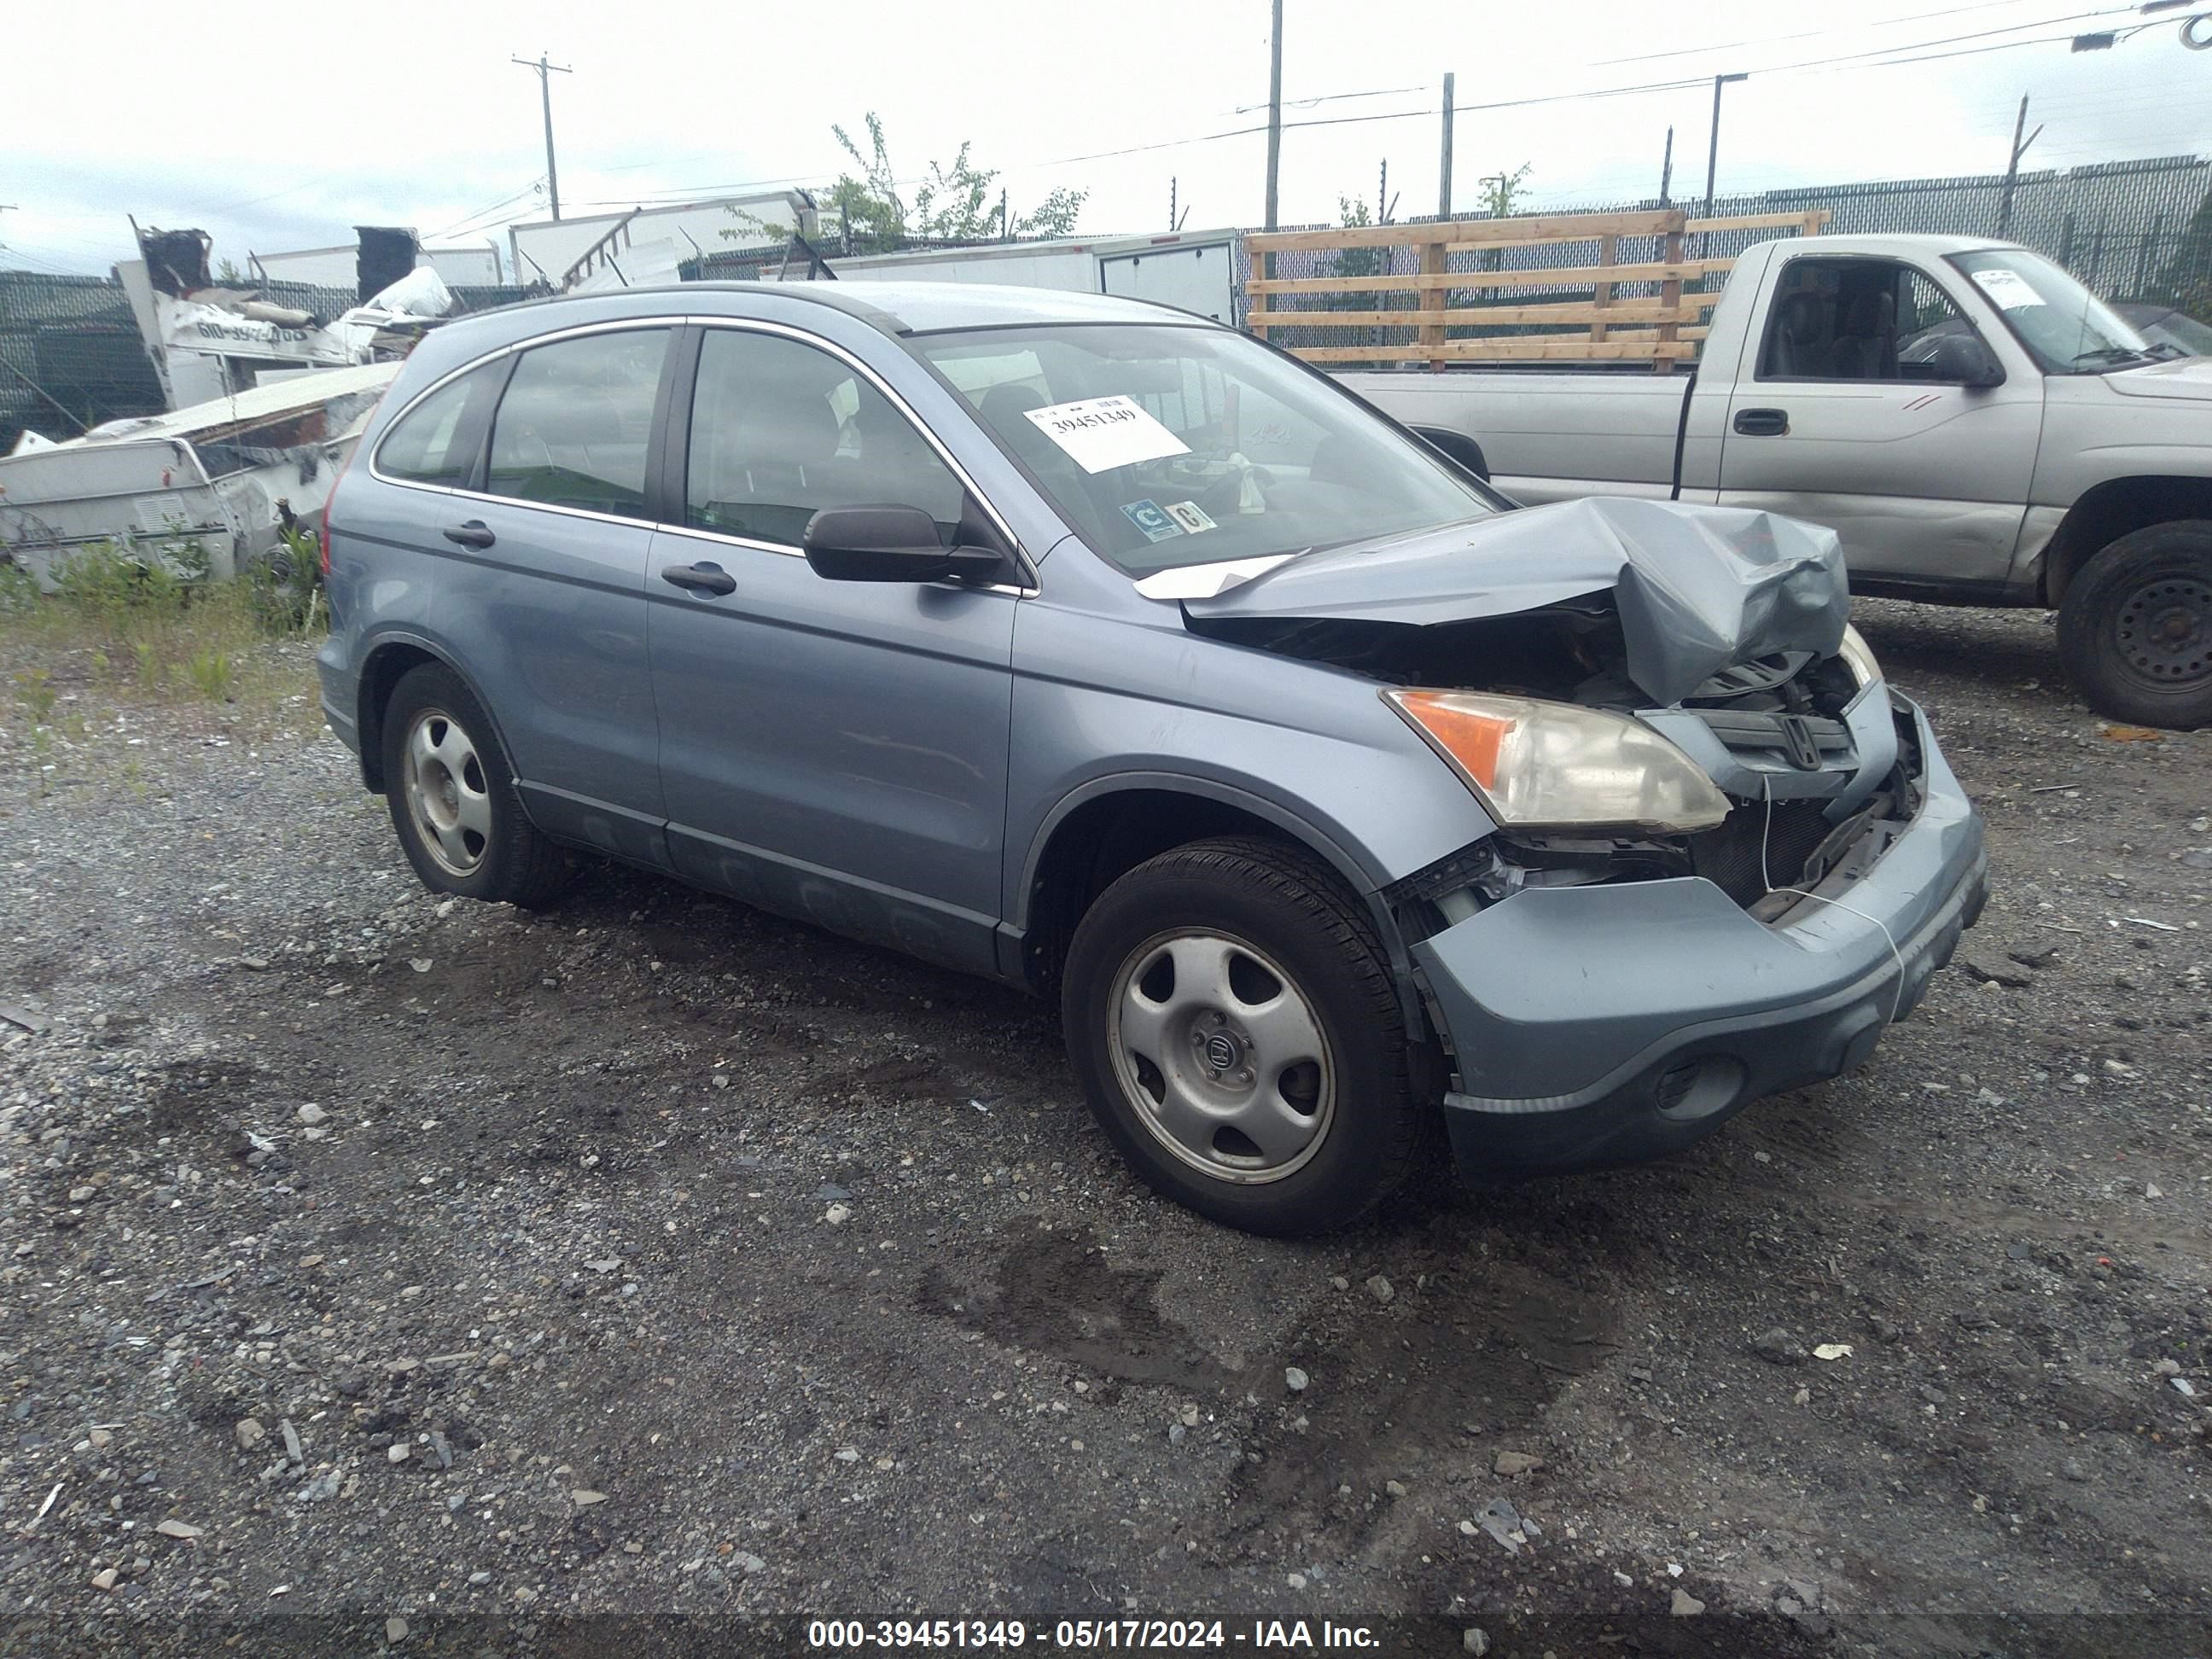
[1245, 207, 1826, 372]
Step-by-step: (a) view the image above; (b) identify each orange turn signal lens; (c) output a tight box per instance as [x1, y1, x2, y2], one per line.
[1390, 689, 1512, 790]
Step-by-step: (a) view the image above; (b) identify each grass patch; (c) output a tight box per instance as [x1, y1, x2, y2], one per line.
[0, 532, 331, 787]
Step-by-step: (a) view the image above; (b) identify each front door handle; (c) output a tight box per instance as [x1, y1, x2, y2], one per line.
[442, 520, 496, 549]
[1733, 407, 1790, 437]
[661, 562, 736, 597]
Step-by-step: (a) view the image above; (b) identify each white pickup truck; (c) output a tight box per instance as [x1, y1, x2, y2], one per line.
[1342, 234, 2212, 726]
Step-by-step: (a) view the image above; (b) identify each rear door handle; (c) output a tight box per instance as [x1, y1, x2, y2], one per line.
[442, 520, 496, 549]
[661, 562, 736, 597]
[1733, 408, 1790, 437]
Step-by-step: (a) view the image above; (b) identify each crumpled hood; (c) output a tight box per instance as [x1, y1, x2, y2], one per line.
[2104, 357, 2212, 402]
[1182, 497, 1849, 706]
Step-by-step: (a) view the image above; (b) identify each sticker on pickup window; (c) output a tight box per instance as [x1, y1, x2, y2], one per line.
[1023, 395, 1191, 474]
[1163, 500, 1217, 534]
[1120, 498, 1185, 543]
[1969, 267, 2044, 310]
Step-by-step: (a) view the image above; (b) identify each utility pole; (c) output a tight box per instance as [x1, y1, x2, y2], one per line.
[1264, 0, 1284, 230]
[1169, 177, 1178, 231]
[1659, 125, 1674, 205]
[1700, 73, 1748, 257]
[1701, 73, 1748, 223]
[1378, 159, 1388, 224]
[511, 53, 573, 221]
[1438, 72, 1456, 219]
[1997, 94, 2042, 236]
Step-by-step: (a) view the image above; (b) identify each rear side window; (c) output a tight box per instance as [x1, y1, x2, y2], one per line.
[375, 364, 498, 486]
[486, 329, 671, 518]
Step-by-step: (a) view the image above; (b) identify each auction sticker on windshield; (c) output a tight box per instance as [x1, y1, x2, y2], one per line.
[1024, 395, 1191, 474]
[1970, 267, 2045, 311]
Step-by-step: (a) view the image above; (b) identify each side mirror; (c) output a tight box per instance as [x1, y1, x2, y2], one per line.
[1921, 331, 2005, 388]
[801, 505, 1005, 584]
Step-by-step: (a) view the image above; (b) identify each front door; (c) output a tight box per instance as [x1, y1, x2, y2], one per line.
[1716, 255, 2041, 597]
[645, 323, 1019, 975]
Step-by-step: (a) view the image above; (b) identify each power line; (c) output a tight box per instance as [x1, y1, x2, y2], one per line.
[1592, 0, 2087, 65]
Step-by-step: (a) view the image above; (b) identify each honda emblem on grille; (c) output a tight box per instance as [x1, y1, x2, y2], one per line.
[1778, 714, 1824, 771]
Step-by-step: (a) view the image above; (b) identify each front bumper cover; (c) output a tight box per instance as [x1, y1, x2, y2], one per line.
[1411, 695, 1986, 1181]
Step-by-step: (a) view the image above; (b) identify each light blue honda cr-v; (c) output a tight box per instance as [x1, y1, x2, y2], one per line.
[318, 279, 1985, 1235]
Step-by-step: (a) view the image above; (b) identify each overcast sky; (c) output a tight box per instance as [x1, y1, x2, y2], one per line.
[4, 0, 2209, 279]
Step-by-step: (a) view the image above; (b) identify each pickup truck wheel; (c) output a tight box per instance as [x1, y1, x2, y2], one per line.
[381, 663, 574, 908]
[2059, 521, 2212, 729]
[1060, 836, 1419, 1237]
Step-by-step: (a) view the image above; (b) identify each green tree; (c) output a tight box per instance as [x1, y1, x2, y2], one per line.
[2157, 181, 2212, 322]
[725, 114, 1086, 253]
[1475, 165, 1534, 272]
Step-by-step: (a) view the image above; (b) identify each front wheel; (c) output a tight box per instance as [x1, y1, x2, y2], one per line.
[1060, 836, 1423, 1236]
[2058, 521, 2212, 728]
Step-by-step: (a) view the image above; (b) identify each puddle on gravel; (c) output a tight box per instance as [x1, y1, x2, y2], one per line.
[915, 1220, 1234, 1388]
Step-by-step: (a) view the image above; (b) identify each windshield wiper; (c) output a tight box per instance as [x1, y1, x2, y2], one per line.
[2069, 345, 2154, 369]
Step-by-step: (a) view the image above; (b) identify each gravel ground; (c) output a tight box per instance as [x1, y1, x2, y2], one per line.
[1, 600, 2209, 1656]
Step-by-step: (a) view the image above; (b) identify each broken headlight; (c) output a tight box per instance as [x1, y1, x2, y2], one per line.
[1383, 688, 1730, 834]
[1836, 623, 1882, 690]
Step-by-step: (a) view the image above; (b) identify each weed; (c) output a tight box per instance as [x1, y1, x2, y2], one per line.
[0, 560, 37, 619]
[133, 641, 160, 688]
[182, 649, 235, 702]
[11, 668, 56, 725]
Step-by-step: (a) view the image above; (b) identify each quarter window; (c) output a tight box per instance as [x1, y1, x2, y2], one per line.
[686, 329, 965, 547]
[486, 329, 670, 518]
[375, 364, 497, 486]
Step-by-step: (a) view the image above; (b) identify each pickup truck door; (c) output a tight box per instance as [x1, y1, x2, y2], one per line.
[1714, 253, 2040, 598]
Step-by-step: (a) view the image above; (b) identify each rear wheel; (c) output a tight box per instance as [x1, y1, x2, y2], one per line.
[1060, 836, 1421, 1236]
[2058, 521, 2212, 728]
[381, 662, 573, 907]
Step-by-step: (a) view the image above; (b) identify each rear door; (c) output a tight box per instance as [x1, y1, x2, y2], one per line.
[441, 323, 678, 865]
[643, 321, 1020, 975]
[1715, 254, 2040, 595]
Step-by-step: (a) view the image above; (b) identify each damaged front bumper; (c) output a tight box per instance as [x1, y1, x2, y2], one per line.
[1409, 693, 1986, 1181]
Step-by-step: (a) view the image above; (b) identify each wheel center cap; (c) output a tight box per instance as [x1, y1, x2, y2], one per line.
[1204, 1033, 1240, 1071]
[2156, 608, 2199, 646]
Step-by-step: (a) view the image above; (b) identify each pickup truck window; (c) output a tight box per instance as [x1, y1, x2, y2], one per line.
[912, 323, 1493, 573]
[1757, 258, 1976, 383]
[1946, 248, 2157, 374]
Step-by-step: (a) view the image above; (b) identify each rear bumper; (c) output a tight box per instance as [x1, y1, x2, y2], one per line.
[316, 642, 361, 760]
[1411, 695, 1986, 1180]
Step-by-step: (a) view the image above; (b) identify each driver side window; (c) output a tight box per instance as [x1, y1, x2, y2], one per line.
[685, 329, 964, 548]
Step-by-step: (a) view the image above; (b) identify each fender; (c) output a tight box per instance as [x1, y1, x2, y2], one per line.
[1010, 770, 1437, 1034]
[349, 626, 527, 808]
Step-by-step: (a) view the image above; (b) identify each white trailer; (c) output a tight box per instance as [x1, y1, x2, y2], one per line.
[792, 230, 1243, 323]
[510, 191, 820, 291]
[0, 361, 397, 586]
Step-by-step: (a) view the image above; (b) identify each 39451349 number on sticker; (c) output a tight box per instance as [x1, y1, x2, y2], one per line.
[806, 1619, 1030, 1648]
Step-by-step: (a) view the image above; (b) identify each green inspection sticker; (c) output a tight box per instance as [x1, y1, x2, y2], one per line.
[1120, 499, 1185, 543]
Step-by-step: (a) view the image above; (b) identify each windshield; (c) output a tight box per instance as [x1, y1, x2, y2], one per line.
[1947, 248, 2159, 374]
[2125, 306, 2212, 359]
[910, 323, 1497, 573]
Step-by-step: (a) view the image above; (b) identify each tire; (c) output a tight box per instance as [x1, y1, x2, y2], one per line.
[1060, 835, 1421, 1236]
[380, 662, 573, 908]
[2058, 521, 2212, 728]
